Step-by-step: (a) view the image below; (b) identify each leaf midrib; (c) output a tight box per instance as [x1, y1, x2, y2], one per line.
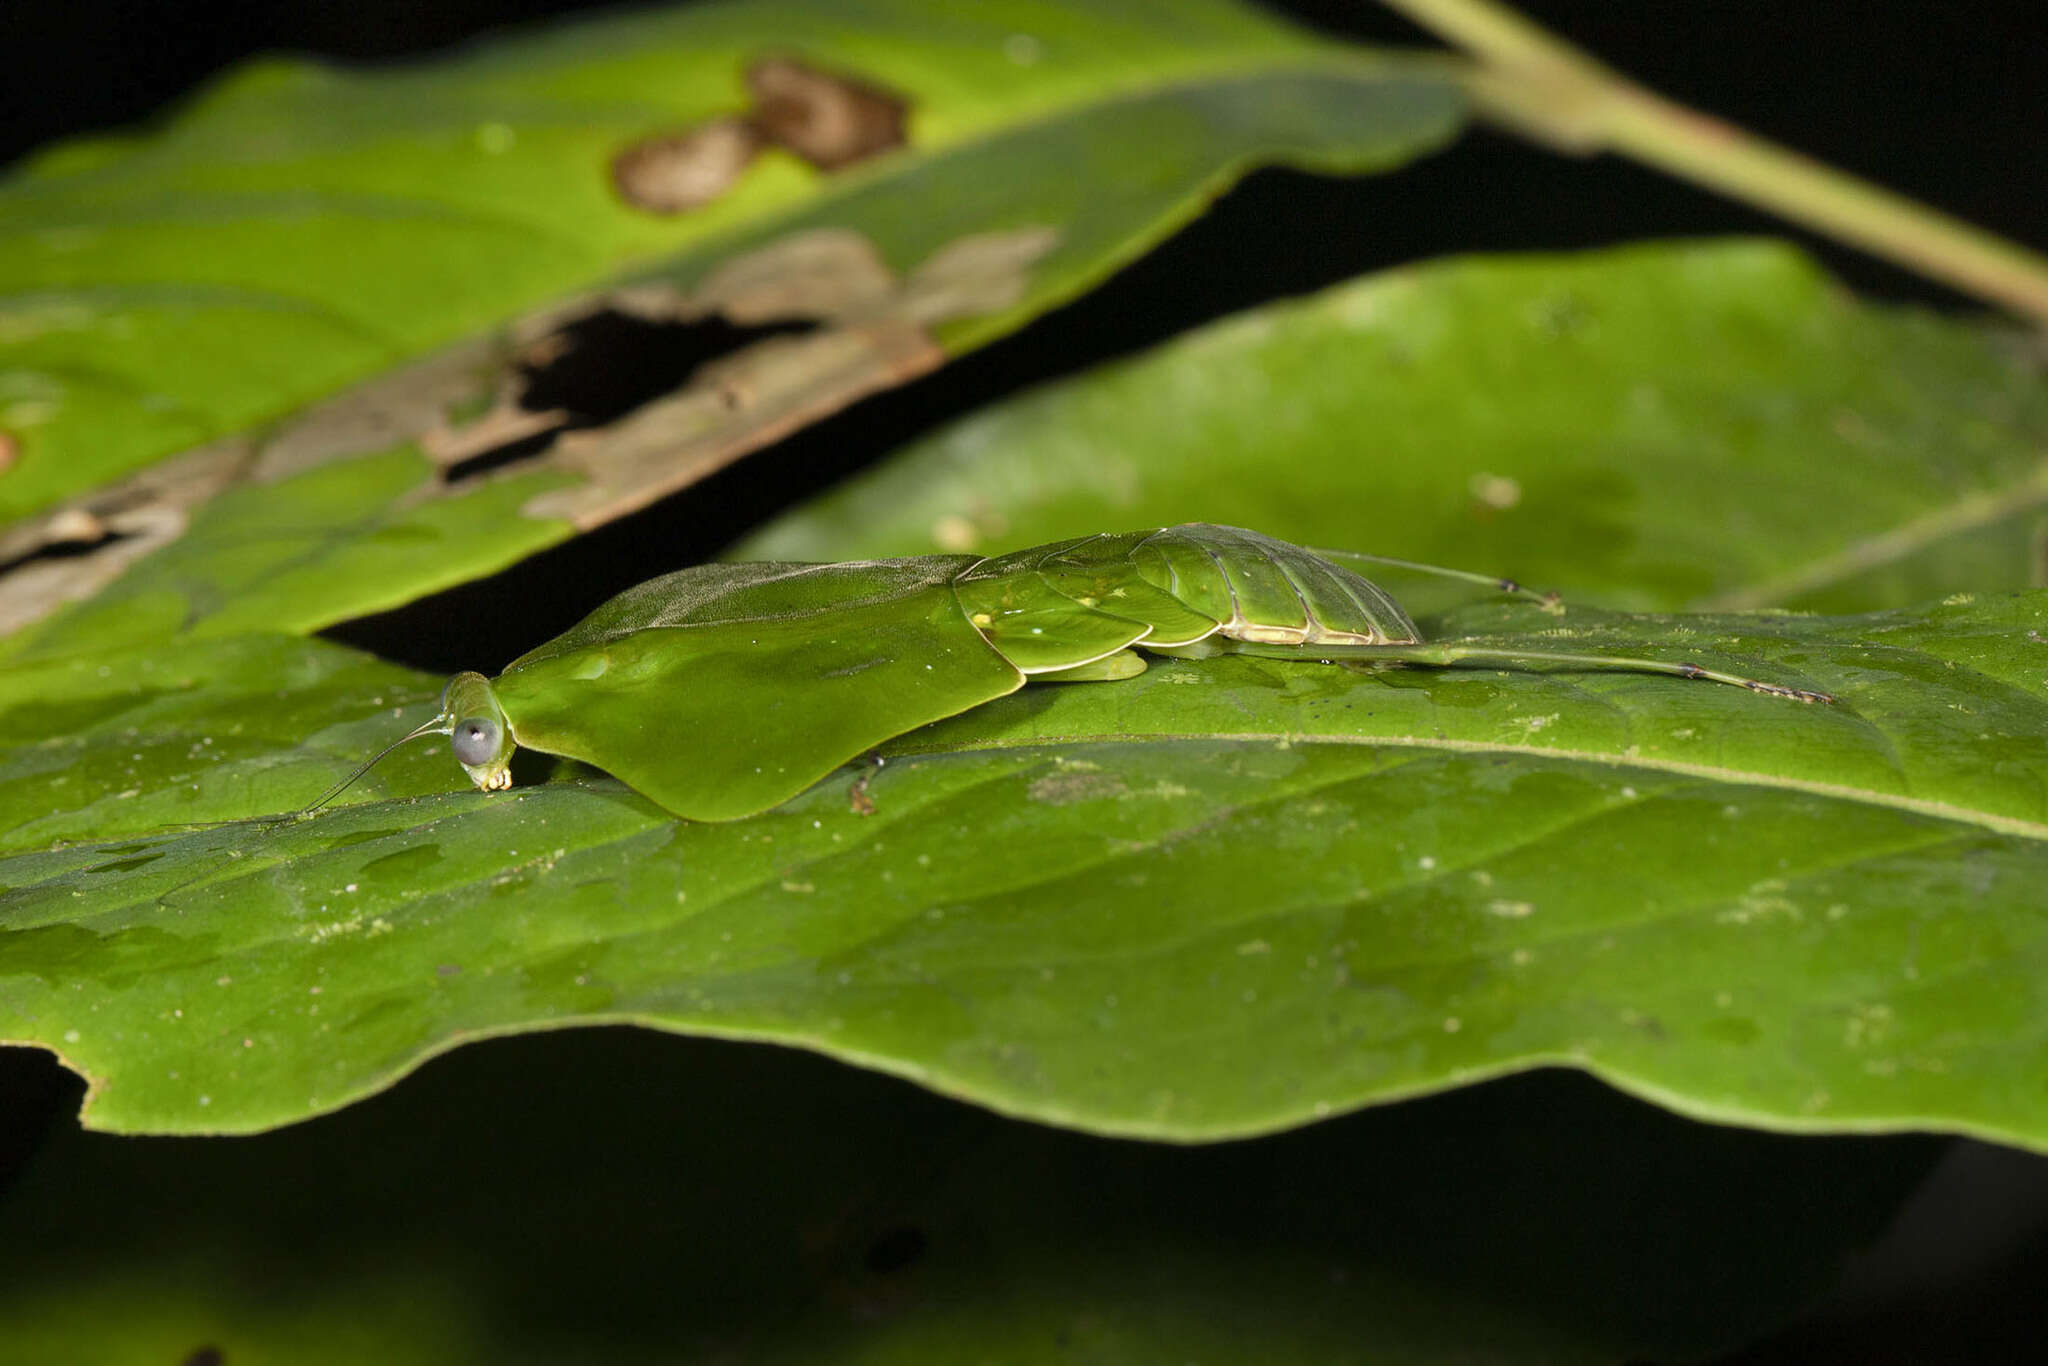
[882, 731, 2048, 841]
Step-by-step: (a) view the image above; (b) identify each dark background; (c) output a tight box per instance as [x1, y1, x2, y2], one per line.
[9, 0, 2045, 308]
[10, 1, 2046, 312]
[5, 2, 2048, 1359]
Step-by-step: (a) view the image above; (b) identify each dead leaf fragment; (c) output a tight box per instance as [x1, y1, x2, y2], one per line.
[0, 211, 1061, 640]
[252, 334, 507, 483]
[691, 228, 896, 324]
[747, 56, 908, 171]
[901, 226, 1063, 324]
[532, 319, 942, 527]
[42, 507, 109, 544]
[0, 335, 518, 639]
[516, 224, 1058, 529]
[611, 117, 764, 215]
[0, 440, 247, 636]
[420, 403, 570, 470]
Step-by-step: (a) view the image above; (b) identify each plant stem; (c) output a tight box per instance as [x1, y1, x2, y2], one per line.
[1377, 0, 2048, 324]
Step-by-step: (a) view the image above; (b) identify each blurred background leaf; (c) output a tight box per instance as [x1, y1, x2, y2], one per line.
[738, 240, 2048, 613]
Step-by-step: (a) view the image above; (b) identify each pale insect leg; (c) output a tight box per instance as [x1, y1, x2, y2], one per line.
[1310, 548, 1562, 610]
[1231, 639, 1834, 703]
[298, 712, 454, 816]
[1027, 649, 1150, 682]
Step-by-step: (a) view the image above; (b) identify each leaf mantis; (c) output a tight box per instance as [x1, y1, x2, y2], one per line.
[323, 524, 1831, 822]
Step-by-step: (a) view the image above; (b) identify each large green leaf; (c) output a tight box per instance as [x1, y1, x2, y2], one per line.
[5, 589, 2045, 1144]
[736, 240, 2048, 613]
[0, 1032, 1938, 1366]
[0, 0, 1462, 648]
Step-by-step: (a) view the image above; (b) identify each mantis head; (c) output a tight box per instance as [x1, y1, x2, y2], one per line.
[297, 670, 514, 817]
[442, 670, 515, 793]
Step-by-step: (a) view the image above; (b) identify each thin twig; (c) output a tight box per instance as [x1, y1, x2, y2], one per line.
[1378, 0, 2048, 324]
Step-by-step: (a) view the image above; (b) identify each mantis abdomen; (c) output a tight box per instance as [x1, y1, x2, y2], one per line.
[953, 524, 1418, 681]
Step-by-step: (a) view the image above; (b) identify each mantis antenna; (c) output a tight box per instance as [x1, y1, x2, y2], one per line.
[296, 712, 452, 817]
[144, 713, 451, 913]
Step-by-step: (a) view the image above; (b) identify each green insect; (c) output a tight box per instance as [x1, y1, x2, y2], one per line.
[326, 523, 1830, 822]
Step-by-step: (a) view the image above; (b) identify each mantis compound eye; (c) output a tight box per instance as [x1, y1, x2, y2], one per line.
[451, 717, 503, 767]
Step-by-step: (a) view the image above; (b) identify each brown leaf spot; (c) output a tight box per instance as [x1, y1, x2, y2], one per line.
[611, 116, 763, 215]
[848, 756, 882, 815]
[0, 429, 17, 474]
[747, 56, 908, 171]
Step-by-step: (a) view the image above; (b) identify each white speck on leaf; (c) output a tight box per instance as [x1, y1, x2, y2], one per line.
[1469, 472, 1522, 509]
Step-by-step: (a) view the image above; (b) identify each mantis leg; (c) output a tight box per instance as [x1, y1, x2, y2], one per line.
[1228, 640, 1834, 703]
[1311, 548, 1562, 610]
[1028, 649, 1150, 682]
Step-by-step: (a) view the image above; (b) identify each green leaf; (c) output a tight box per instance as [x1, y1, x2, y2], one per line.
[6, 590, 2045, 1145]
[735, 240, 2048, 613]
[0, 448, 577, 662]
[0, 1032, 1937, 1365]
[0, 0, 1463, 650]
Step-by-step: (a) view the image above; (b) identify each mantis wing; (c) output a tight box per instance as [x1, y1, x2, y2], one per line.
[489, 558, 1024, 821]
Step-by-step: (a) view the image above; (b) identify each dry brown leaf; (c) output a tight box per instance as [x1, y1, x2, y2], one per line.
[691, 228, 897, 324]
[0, 440, 246, 636]
[517, 225, 1058, 528]
[529, 319, 942, 527]
[0, 221, 1058, 636]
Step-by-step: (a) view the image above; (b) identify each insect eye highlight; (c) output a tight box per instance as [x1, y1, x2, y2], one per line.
[451, 717, 502, 767]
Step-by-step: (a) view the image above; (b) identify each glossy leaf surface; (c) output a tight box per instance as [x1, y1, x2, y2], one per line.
[4, 591, 2045, 1145]
[737, 240, 2048, 613]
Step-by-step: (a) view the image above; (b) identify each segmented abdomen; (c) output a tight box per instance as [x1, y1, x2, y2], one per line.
[953, 524, 1419, 671]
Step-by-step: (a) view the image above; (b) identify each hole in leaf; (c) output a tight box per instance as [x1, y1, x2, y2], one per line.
[435, 427, 563, 484]
[0, 510, 135, 577]
[438, 310, 817, 484]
